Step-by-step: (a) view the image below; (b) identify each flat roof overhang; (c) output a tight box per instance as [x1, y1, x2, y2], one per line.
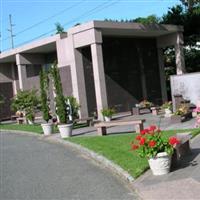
[68, 20, 183, 37]
[0, 33, 67, 63]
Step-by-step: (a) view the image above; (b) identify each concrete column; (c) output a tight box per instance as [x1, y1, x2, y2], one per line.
[60, 37, 89, 118]
[15, 54, 26, 91]
[91, 43, 108, 120]
[72, 48, 89, 118]
[11, 63, 17, 95]
[175, 32, 186, 75]
[157, 48, 168, 102]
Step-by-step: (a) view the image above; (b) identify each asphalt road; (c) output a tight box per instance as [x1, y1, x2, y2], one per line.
[0, 131, 137, 200]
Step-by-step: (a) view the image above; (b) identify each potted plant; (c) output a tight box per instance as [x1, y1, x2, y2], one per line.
[40, 69, 53, 135]
[162, 101, 172, 116]
[171, 104, 190, 123]
[51, 63, 73, 138]
[101, 108, 116, 122]
[131, 125, 179, 175]
[139, 99, 153, 108]
[11, 89, 40, 124]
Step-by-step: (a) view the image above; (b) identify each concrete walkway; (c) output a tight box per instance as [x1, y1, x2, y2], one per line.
[71, 113, 196, 137]
[133, 135, 200, 200]
[0, 131, 138, 200]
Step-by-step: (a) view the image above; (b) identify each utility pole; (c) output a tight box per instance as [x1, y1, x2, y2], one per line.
[7, 14, 15, 49]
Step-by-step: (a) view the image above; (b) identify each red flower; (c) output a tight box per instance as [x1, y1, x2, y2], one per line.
[148, 140, 156, 147]
[149, 125, 157, 131]
[136, 135, 142, 140]
[169, 137, 180, 145]
[131, 144, 139, 150]
[139, 137, 146, 145]
[140, 130, 146, 135]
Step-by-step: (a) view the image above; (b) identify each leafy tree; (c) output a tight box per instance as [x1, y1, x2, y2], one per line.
[40, 69, 51, 123]
[50, 63, 68, 124]
[55, 22, 65, 34]
[11, 89, 40, 122]
[180, 0, 200, 11]
[134, 15, 160, 24]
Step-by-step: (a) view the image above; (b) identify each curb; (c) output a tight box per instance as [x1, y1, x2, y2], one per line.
[1, 129, 135, 184]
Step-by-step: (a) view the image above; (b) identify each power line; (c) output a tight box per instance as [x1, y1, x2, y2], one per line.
[13, 0, 120, 48]
[1, 0, 85, 42]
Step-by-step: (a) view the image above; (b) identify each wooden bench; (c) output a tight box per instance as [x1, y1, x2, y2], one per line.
[94, 119, 145, 136]
[74, 117, 94, 127]
[171, 132, 192, 167]
[11, 115, 18, 121]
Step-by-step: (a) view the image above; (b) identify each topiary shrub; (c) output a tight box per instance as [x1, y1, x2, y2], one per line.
[50, 63, 68, 124]
[40, 69, 51, 123]
[65, 96, 80, 120]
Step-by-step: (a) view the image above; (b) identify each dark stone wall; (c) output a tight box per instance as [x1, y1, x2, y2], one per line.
[102, 36, 162, 112]
[81, 47, 97, 116]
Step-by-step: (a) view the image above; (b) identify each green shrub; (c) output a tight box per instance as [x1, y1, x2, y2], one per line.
[65, 96, 80, 120]
[11, 89, 40, 122]
[101, 108, 116, 117]
[40, 69, 51, 122]
[50, 63, 68, 124]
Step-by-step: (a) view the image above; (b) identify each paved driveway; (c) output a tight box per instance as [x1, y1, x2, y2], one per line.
[0, 132, 137, 200]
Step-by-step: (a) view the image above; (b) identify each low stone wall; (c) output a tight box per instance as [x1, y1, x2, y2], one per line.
[170, 72, 200, 111]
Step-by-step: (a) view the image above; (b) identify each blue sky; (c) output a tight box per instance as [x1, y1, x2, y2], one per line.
[0, 0, 181, 52]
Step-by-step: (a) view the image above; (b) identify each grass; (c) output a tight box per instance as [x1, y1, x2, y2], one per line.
[0, 122, 88, 134]
[67, 128, 200, 178]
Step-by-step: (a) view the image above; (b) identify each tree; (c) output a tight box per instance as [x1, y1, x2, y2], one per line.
[55, 22, 65, 34]
[11, 89, 40, 122]
[180, 0, 200, 11]
[40, 69, 51, 123]
[50, 63, 68, 124]
[134, 15, 160, 24]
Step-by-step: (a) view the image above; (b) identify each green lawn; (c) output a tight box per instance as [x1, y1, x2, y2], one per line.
[67, 128, 200, 178]
[0, 122, 87, 134]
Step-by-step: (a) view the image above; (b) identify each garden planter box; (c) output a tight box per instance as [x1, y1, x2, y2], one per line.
[171, 112, 192, 123]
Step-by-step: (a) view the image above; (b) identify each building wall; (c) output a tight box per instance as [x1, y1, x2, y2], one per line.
[102, 36, 162, 112]
[170, 72, 200, 110]
[0, 63, 14, 119]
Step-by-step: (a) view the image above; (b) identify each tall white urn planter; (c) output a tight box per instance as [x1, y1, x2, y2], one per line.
[104, 116, 112, 122]
[41, 123, 53, 136]
[148, 152, 171, 175]
[58, 123, 73, 138]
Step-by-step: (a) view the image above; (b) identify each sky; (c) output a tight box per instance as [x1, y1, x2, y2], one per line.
[0, 0, 181, 52]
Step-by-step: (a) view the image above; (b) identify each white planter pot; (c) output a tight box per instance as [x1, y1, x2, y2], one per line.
[165, 108, 172, 115]
[104, 116, 111, 122]
[27, 119, 34, 125]
[58, 124, 73, 138]
[41, 123, 53, 136]
[148, 152, 171, 175]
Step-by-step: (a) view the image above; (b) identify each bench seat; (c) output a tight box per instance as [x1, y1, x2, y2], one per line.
[94, 119, 145, 136]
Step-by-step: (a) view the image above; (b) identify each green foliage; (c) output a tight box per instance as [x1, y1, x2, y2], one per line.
[134, 15, 160, 24]
[131, 126, 179, 159]
[40, 69, 51, 122]
[11, 89, 40, 121]
[55, 22, 65, 34]
[101, 108, 116, 117]
[161, 101, 172, 110]
[68, 128, 200, 178]
[50, 63, 68, 124]
[65, 96, 80, 120]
